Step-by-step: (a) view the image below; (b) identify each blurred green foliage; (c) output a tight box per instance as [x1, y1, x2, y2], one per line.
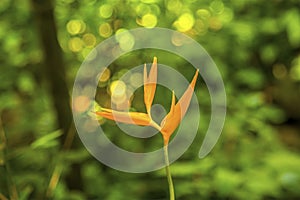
[1, 0, 300, 199]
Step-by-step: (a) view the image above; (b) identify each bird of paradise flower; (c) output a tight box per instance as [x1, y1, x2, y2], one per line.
[95, 57, 198, 200]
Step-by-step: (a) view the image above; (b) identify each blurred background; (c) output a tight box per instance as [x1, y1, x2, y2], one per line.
[1, 0, 300, 199]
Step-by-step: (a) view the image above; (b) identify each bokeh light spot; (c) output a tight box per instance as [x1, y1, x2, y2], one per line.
[290, 56, 300, 81]
[66, 20, 86, 35]
[110, 80, 126, 98]
[99, 23, 113, 38]
[99, 4, 113, 18]
[167, 0, 182, 12]
[110, 80, 128, 106]
[99, 68, 111, 82]
[83, 120, 99, 133]
[209, 17, 222, 31]
[272, 64, 287, 80]
[210, 0, 224, 14]
[174, 13, 195, 32]
[136, 3, 151, 17]
[196, 9, 211, 21]
[82, 33, 96, 48]
[115, 29, 135, 51]
[74, 95, 90, 113]
[130, 73, 143, 88]
[194, 19, 208, 35]
[68, 37, 84, 52]
[141, 14, 157, 28]
[171, 32, 187, 46]
[220, 8, 234, 23]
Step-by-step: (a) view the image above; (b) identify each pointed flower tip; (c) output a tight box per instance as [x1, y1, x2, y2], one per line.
[190, 69, 199, 88]
[144, 63, 147, 80]
[170, 90, 176, 114]
[153, 56, 157, 63]
[194, 69, 199, 79]
[150, 57, 157, 79]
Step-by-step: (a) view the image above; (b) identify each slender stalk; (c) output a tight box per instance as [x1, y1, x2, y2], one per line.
[163, 144, 175, 200]
[149, 120, 175, 199]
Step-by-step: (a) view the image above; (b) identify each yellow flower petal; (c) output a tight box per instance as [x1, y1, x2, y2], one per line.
[96, 108, 151, 126]
[176, 69, 199, 117]
[144, 57, 157, 114]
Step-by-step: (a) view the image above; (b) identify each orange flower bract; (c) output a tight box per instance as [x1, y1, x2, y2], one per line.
[95, 108, 151, 126]
[160, 70, 199, 144]
[144, 57, 157, 115]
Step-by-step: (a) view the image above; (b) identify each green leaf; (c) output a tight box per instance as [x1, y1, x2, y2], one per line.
[31, 130, 62, 149]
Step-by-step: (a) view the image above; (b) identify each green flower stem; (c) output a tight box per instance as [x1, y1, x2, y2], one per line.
[164, 144, 175, 200]
[149, 120, 175, 199]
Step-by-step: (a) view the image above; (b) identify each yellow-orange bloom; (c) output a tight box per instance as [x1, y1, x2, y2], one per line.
[95, 57, 199, 146]
[160, 70, 199, 145]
